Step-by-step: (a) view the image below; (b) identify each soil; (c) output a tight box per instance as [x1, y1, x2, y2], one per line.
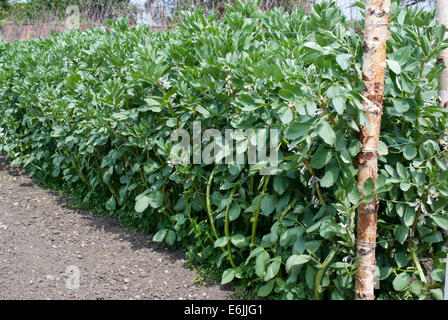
[0, 154, 233, 300]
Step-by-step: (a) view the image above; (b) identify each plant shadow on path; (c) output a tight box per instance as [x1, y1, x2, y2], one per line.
[0, 153, 234, 299]
[1, 154, 177, 254]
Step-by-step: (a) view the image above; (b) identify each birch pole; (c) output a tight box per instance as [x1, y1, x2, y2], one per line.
[355, 0, 391, 300]
[435, 0, 448, 301]
[436, 0, 448, 107]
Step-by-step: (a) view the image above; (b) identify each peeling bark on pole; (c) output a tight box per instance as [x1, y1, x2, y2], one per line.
[355, 0, 391, 301]
[435, 0, 448, 301]
[436, 0, 448, 107]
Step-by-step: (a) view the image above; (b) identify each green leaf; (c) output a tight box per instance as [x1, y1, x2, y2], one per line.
[320, 161, 339, 188]
[165, 229, 176, 246]
[261, 195, 275, 216]
[106, 196, 116, 211]
[431, 268, 445, 282]
[348, 139, 362, 156]
[148, 190, 164, 208]
[317, 121, 336, 146]
[403, 145, 417, 160]
[422, 230, 443, 243]
[396, 162, 408, 179]
[143, 98, 162, 112]
[394, 250, 409, 268]
[236, 94, 258, 111]
[305, 265, 316, 289]
[392, 272, 411, 291]
[400, 181, 411, 192]
[284, 122, 313, 140]
[409, 280, 425, 296]
[229, 203, 241, 221]
[335, 133, 346, 151]
[279, 227, 303, 247]
[293, 237, 306, 254]
[380, 266, 393, 280]
[361, 194, 375, 204]
[103, 166, 113, 183]
[273, 176, 289, 195]
[310, 146, 332, 169]
[332, 95, 346, 115]
[348, 185, 361, 205]
[303, 41, 323, 52]
[431, 215, 448, 230]
[153, 229, 168, 242]
[393, 100, 410, 113]
[336, 53, 352, 70]
[404, 206, 415, 227]
[397, 10, 407, 24]
[394, 224, 408, 244]
[245, 247, 264, 266]
[378, 141, 388, 156]
[264, 257, 281, 281]
[285, 254, 311, 272]
[221, 268, 236, 285]
[393, 46, 412, 65]
[363, 177, 375, 195]
[387, 59, 402, 74]
[214, 236, 229, 248]
[257, 280, 275, 297]
[430, 289, 444, 300]
[255, 251, 270, 278]
[231, 233, 248, 248]
[280, 107, 294, 124]
[432, 198, 447, 213]
[135, 195, 150, 213]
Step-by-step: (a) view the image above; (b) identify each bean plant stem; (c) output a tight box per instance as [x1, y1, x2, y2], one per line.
[206, 167, 220, 241]
[314, 248, 337, 300]
[408, 194, 427, 284]
[250, 176, 271, 246]
[225, 184, 239, 270]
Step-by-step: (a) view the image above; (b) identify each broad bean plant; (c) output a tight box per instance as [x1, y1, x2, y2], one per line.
[0, 1, 447, 299]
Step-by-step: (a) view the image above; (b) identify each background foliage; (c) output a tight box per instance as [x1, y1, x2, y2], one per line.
[0, 0, 447, 299]
[0, 0, 436, 27]
[0, 0, 134, 24]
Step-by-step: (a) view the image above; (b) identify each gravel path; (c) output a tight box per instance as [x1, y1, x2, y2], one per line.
[0, 155, 233, 300]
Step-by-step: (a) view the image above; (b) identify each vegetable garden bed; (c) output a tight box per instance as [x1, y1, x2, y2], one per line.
[0, 0, 447, 299]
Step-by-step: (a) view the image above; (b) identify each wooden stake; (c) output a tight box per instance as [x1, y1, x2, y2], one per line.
[435, 0, 448, 301]
[355, 0, 391, 300]
[436, 0, 448, 107]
